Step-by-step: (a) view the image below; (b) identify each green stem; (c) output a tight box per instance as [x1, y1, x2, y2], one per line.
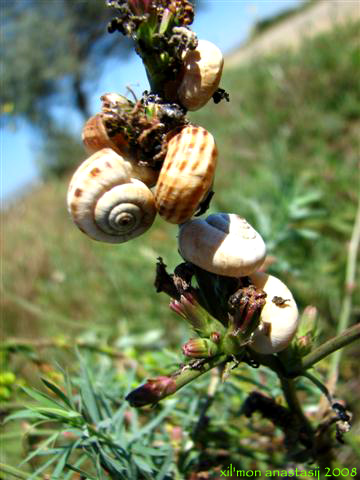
[327, 192, 360, 393]
[0, 463, 41, 480]
[290, 323, 360, 375]
[302, 371, 332, 404]
[172, 354, 228, 392]
[279, 377, 313, 438]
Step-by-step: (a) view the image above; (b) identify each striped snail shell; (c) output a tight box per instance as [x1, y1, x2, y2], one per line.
[178, 40, 224, 111]
[154, 125, 217, 224]
[81, 114, 158, 187]
[248, 273, 299, 354]
[178, 213, 266, 277]
[67, 148, 157, 243]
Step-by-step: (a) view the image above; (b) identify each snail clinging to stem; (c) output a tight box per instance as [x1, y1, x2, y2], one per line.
[178, 213, 267, 277]
[178, 212, 299, 354]
[154, 125, 218, 224]
[67, 148, 157, 244]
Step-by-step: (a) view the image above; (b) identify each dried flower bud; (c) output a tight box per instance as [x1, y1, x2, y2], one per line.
[128, 0, 151, 15]
[169, 292, 226, 337]
[126, 376, 177, 407]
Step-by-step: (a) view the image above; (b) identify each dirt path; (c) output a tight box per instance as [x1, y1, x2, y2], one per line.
[225, 0, 360, 67]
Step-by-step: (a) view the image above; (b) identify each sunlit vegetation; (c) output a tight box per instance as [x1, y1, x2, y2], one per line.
[1, 20, 359, 477]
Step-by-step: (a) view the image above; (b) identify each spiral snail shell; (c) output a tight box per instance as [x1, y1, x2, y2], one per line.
[154, 125, 217, 224]
[178, 40, 224, 111]
[81, 114, 159, 187]
[67, 148, 156, 243]
[248, 272, 299, 354]
[178, 213, 266, 277]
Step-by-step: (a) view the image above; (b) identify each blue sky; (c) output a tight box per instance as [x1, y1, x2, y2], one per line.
[1, 0, 302, 205]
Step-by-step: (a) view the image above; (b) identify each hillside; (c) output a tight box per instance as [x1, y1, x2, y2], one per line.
[226, 0, 360, 66]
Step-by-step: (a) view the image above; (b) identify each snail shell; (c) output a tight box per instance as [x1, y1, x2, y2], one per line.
[67, 148, 156, 243]
[154, 126, 217, 224]
[178, 213, 266, 277]
[178, 40, 224, 111]
[248, 272, 299, 354]
[82, 114, 129, 157]
[81, 114, 158, 187]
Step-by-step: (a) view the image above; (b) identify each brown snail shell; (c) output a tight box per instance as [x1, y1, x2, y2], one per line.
[178, 40, 224, 111]
[81, 114, 158, 187]
[154, 125, 217, 224]
[82, 114, 129, 157]
[67, 148, 157, 243]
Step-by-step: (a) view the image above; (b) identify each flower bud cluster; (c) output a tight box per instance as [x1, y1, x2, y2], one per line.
[156, 258, 298, 359]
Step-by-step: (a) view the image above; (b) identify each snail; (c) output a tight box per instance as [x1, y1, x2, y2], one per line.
[81, 114, 158, 187]
[178, 40, 224, 111]
[82, 114, 129, 158]
[67, 148, 157, 243]
[178, 213, 266, 277]
[154, 125, 217, 224]
[248, 272, 299, 354]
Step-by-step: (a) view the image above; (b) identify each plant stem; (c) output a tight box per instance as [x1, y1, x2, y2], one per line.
[327, 192, 360, 394]
[172, 355, 228, 392]
[279, 377, 313, 438]
[0, 463, 41, 480]
[290, 323, 360, 375]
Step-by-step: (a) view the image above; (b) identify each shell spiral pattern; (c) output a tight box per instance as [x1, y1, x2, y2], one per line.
[67, 148, 157, 243]
[154, 125, 217, 224]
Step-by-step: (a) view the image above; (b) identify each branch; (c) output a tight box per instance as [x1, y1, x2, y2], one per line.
[290, 323, 360, 375]
[126, 355, 228, 407]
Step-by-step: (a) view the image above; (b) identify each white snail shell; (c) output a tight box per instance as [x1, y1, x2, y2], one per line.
[248, 272, 299, 354]
[154, 125, 217, 224]
[178, 40, 224, 111]
[178, 213, 266, 277]
[67, 148, 156, 243]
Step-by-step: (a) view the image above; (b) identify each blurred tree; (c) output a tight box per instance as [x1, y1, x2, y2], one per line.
[1, 0, 132, 128]
[0, 0, 134, 177]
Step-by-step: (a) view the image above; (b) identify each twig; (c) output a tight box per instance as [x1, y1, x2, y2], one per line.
[290, 323, 360, 375]
[327, 193, 360, 394]
[279, 377, 313, 438]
